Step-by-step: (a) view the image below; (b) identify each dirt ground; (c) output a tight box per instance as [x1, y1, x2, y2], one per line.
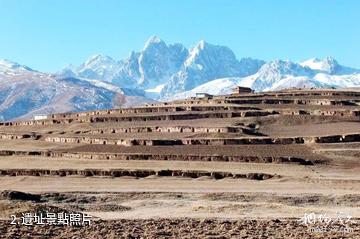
[0, 89, 359, 238]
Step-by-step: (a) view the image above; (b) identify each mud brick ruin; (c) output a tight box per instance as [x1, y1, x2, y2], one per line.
[1, 88, 360, 239]
[0, 88, 359, 179]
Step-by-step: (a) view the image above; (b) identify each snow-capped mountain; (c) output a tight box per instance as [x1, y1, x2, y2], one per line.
[0, 60, 154, 121]
[58, 54, 123, 82]
[300, 57, 360, 75]
[76, 54, 122, 82]
[160, 41, 265, 97]
[170, 58, 360, 99]
[62, 36, 189, 91]
[239, 60, 315, 92]
[2, 37, 360, 121]
[0, 59, 34, 74]
[165, 77, 241, 101]
[238, 58, 360, 92]
[113, 36, 188, 89]
[60, 37, 265, 98]
[57, 37, 360, 100]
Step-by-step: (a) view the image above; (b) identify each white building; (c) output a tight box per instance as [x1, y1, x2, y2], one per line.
[195, 93, 213, 99]
[34, 114, 48, 120]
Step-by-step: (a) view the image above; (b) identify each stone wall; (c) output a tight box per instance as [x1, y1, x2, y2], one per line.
[3, 110, 277, 126]
[0, 133, 40, 140]
[79, 126, 241, 135]
[43, 133, 360, 146]
[0, 168, 274, 180]
[0, 150, 314, 165]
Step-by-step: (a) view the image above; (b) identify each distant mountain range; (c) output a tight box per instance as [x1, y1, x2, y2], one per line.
[0, 60, 154, 121]
[1, 36, 360, 121]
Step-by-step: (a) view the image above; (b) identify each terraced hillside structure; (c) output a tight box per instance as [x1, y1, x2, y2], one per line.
[0, 88, 360, 238]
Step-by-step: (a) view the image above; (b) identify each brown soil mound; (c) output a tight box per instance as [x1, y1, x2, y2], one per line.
[0, 218, 359, 239]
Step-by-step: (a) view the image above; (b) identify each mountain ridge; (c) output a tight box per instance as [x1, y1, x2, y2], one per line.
[58, 36, 360, 100]
[1, 36, 360, 121]
[0, 61, 155, 121]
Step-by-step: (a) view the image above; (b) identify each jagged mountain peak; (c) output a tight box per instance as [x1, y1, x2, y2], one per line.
[323, 56, 337, 62]
[70, 54, 122, 82]
[146, 35, 163, 44]
[259, 59, 310, 76]
[54, 37, 359, 100]
[196, 40, 207, 50]
[141, 36, 170, 54]
[84, 54, 116, 66]
[161, 41, 260, 96]
[0, 59, 19, 67]
[0, 59, 34, 72]
[113, 37, 188, 89]
[184, 41, 236, 69]
[128, 51, 140, 59]
[2, 37, 360, 121]
[304, 56, 360, 75]
[321, 56, 340, 74]
[0, 59, 155, 121]
[301, 56, 342, 74]
[191, 40, 231, 53]
[143, 36, 166, 50]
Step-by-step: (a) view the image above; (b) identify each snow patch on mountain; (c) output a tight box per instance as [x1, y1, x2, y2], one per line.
[63, 36, 189, 91]
[161, 41, 264, 97]
[60, 37, 264, 98]
[301, 57, 360, 75]
[301, 58, 327, 71]
[0, 61, 153, 121]
[0, 59, 34, 74]
[167, 77, 241, 101]
[145, 84, 166, 93]
[2, 37, 360, 119]
[61, 54, 123, 82]
[169, 59, 360, 100]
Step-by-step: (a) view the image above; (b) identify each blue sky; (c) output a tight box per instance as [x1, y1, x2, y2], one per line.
[0, 0, 359, 72]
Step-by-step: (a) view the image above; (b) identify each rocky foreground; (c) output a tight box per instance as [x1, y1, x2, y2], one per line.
[0, 218, 359, 239]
